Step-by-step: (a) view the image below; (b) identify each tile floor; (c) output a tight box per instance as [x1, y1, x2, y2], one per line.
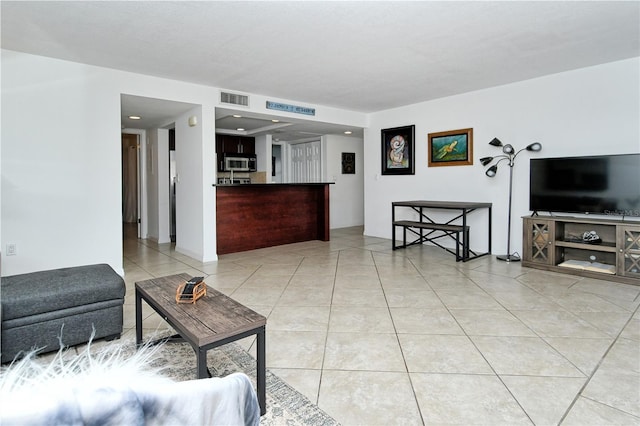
[123, 225, 640, 425]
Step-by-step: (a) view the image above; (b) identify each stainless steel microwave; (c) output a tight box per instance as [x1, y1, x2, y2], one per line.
[219, 153, 257, 172]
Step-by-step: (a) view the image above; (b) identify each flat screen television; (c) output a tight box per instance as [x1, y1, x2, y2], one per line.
[529, 153, 640, 217]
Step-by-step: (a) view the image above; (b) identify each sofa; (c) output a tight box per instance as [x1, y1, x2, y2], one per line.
[1, 264, 125, 363]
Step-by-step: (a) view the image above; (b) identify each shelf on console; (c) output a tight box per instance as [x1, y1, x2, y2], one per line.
[558, 259, 616, 274]
[554, 240, 617, 252]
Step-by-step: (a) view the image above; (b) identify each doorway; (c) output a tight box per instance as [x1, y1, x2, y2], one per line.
[290, 140, 321, 182]
[272, 143, 283, 183]
[121, 133, 140, 239]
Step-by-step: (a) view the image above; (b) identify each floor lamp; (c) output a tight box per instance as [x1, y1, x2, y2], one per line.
[480, 138, 542, 262]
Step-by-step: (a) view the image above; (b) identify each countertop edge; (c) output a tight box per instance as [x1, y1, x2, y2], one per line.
[213, 182, 335, 187]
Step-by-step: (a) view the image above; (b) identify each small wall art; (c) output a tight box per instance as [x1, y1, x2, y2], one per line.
[381, 125, 415, 175]
[342, 152, 355, 174]
[428, 128, 473, 167]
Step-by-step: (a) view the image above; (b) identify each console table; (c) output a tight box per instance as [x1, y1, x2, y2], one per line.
[522, 215, 640, 285]
[392, 200, 492, 262]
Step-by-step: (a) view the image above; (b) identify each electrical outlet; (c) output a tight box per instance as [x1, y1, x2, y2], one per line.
[6, 244, 17, 256]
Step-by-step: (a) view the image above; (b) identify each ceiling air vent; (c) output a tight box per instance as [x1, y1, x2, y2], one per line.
[220, 91, 249, 107]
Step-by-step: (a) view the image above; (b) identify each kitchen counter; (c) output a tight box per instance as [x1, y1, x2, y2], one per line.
[213, 182, 334, 187]
[215, 183, 331, 254]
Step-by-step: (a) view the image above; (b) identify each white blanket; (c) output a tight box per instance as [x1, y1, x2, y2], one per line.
[0, 342, 260, 426]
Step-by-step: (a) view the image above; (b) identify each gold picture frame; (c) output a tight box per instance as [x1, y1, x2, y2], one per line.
[428, 128, 473, 167]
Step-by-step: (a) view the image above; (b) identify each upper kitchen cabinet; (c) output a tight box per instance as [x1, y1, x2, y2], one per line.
[216, 134, 255, 154]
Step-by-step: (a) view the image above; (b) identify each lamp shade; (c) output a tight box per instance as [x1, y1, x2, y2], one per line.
[502, 144, 515, 155]
[526, 142, 542, 152]
[480, 156, 494, 166]
[485, 165, 498, 177]
[489, 138, 503, 147]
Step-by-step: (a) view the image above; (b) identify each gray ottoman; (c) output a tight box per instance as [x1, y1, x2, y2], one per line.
[1, 264, 125, 363]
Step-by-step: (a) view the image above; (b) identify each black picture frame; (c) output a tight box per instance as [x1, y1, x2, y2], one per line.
[342, 152, 355, 174]
[381, 125, 415, 175]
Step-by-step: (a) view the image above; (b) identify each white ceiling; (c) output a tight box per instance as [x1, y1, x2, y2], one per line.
[3, 1, 639, 141]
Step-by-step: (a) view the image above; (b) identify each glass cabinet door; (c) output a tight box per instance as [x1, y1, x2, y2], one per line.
[525, 219, 554, 265]
[619, 226, 640, 278]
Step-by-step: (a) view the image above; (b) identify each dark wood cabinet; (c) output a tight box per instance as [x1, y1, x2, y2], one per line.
[216, 183, 330, 255]
[215, 134, 255, 154]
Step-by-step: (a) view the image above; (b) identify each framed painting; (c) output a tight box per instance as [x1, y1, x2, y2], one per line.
[342, 152, 355, 174]
[428, 128, 473, 167]
[381, 125, 415, 175]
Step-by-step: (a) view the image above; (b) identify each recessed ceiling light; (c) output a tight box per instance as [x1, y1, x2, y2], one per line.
[237, 127, 245, 131]
[344, 130, 353, 135]
[233, 114, 242, 118]
[272, 119, 280, 123]
[128, 115, 141, 120]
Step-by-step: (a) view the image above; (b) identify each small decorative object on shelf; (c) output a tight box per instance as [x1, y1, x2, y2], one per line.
[581, 231, 602, 244]
[176, 276, 207, 304]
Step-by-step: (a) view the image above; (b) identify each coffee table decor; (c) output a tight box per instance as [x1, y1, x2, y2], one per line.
[175, 276, 207, 304]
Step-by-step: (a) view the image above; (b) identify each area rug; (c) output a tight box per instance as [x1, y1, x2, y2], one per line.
[5, 331, 339, 425]
[134, 333, 339, 425]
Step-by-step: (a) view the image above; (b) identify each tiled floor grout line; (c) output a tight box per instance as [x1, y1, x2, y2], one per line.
[373, 252, 428, 426]
[558, 301, 640, 425]
[398, 248, 630, 424]
[453, 269, 541, 425]
[316, 248, 341, 407]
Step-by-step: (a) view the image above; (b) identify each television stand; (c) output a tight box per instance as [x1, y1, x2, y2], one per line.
[522, 215, 640, 285]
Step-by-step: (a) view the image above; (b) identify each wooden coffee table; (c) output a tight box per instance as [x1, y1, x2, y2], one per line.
[135, 273, 266, 415]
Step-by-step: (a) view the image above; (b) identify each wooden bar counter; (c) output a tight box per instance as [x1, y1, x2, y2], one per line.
[215, 183, 331, 255]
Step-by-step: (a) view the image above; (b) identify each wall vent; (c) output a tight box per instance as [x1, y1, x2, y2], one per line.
[220, 91, 249, 107]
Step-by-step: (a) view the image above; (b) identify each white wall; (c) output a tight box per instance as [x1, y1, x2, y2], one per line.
[1, 51, 124, 275]
[0, 51, 219, 275]
[145, 128, 170, 243]
[1, 49, 367, 276]
[145, 129, 160, 241]
[365, 58, 640, 256]
[5, 48, 633, 275]
[157, 129, 171, 244]
[255, 134, 272, 176]
[174, 107, 207, 259]
[326, 135, 365, 228]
